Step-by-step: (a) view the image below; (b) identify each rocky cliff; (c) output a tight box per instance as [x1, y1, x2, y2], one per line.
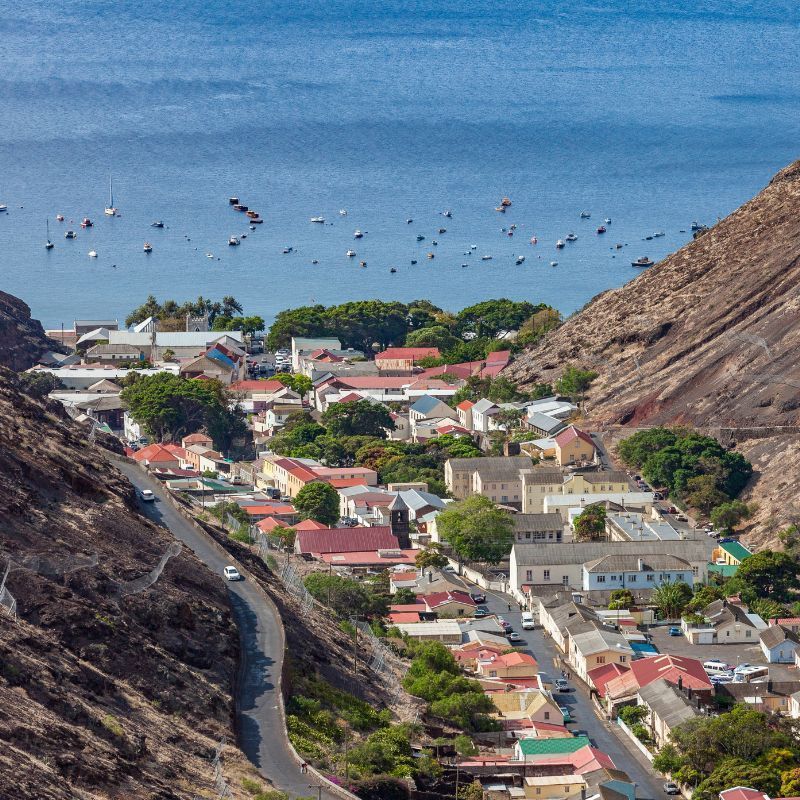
[0, 291, 66, 371]
[506, 159, 800, 546]
[0, 369, 250, 799]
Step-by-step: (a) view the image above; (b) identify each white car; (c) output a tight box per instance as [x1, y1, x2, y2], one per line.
[138, 489, 156, 502]
[223, 566, 242, 581]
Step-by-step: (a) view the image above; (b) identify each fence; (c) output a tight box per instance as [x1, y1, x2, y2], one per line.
[223, 512, 251, 540]
[0, 560, 16, 620]
[353, 619, 406, 704]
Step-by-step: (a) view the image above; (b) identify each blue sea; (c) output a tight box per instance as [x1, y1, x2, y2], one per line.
[1, 1, 799, 329]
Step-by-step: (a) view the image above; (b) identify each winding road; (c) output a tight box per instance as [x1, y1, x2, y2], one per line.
[114, 461, 337, 800]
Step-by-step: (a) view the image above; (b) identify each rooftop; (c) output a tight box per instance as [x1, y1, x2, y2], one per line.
[517, 736, 591, 756]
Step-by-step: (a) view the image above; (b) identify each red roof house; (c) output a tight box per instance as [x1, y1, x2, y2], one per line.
[604, 654, 712, 700]
[133, 443, 183, 469]
[294, 526, 398, 555]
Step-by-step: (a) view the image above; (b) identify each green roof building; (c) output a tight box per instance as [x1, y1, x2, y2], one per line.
[516, 735, 591, 757]
[716, 540, 752, 566]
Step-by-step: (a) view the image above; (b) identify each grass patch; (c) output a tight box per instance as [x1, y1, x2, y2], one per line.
[101, 713, 124, 737]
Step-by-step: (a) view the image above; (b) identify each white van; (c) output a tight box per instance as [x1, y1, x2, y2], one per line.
[521, 611, 536, 630]
[703, 659, 734, 676]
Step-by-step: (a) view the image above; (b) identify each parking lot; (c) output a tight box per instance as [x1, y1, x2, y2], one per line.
[647, 624, 766, 667]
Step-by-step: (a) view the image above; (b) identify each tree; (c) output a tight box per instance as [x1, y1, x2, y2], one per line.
[453, 735, 478, 757]
[710, 500, 751, 532]
[686, 584, 725, 613]
[608, 589, 635, 610]
[732, 550, 800, 603]
[516, 307, 561, 346]
[573, 504, 606, 541]
[294, 482, 340, 526]
[120, 372, 244, 449]
[555, 365, 597, 398]
[749, 598, 787, 622]
[455, 299, 541, 338]
[274, 526, 296, 552]
[212, 314, 265, 335]
[652, 580, 693, 619]
[393, 587, 418, 604]
[415, 544, 449, 571]
[274, 372, 313, 396]
[458, 781, 483, 800]
[404, 325, 460, 352]
[18, 371, 64, 399]
[303, 573, 386, 617]
[685, 474, 727, 515]
[436, 495, 513, 564]
[322, 400, 395, 438]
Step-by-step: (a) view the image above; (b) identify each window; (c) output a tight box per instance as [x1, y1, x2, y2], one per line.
[619, 655, 627, 663]
[646, 574, 654, 582]
[610, 575, 618, 582]
[544, 711, 550, 720]
[501, 483, 507, 490]
[692, 566, 699, 576]
[562, 576, 569, 585]
[525, 532, 531, 539]
[596, 656, 605, 664]
[544, 569, 551, 581]
[629, 575, 637, 582]
[597, 575, 606, 583]
[526, 570, 533, 581]
[489, 670, 497, 677]
[536, 790, 541, 796]
[746, 629, 751, 638]
[501, 495, 508, 502]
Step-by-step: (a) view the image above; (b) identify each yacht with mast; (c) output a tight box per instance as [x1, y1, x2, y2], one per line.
[45, 219, 54, 250]
[104, 176, 117, 216]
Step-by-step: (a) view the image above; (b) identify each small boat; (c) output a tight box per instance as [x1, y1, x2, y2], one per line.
[556, 239, 565, 249]
[283, 246, 294, 254]
[438, 227, 446, 234]
[507, 231, 513, 237]
[104, 176, 117, 216]
[389, 267, 397, 273]
[604, 217, 611, 224]
[151, 220, 164, 228]
[310, 216, 325, 224]
[495, 206, 506, 213]
[615, 243, 624, 249]
[653, 231, 665, 238]
[516, 256, 525, 264]
[246, 210, 260, 219]
[690, 221, 705, 231]
[470, 244, 477, 249]
[241, 233, 247, 238]
[56, 214, 64, 221]
[45, 219, 54, 250]
[443, 210, 452, 218]
[206, 252, 214, 258]
[427, 252, 435, 259]
[65, 230, 77, 239]
[0, 205, 7, 213]
[339, 209, 348, 216]
[346, 250, 356, 257]
[233, 204, 248, 212]
[229, 236, 240, 246]
[229, 196, 239, 205]
[632, 256, 654, 267]
[580, 211, 591, 219]
[530, 236, 537, 244]
[410, 259, 417, 265]
[565, 233, 577, 242]
[432, 240, 438, 246]
[645, 235, 653, 241]
[461, 263, 468, 267]
[406, 218, 413, 224]
[312, 259, 319, 264]
[88, 250, 98, 258]
[359, 260, 367, 267]
[354, 230, 363, 239]
[596, 226, 606, 234]
[143, 242, 153, 252]
[249, 225, 256, 230]
[550, 260, 558, 266]
[481, 255, 492, 261]
[500, 197, 512, 207]
[81, 217, 93, 228]
[250, 217, 263, 224]
[510, 223, 517, 230]
[416, 234, 425, 241]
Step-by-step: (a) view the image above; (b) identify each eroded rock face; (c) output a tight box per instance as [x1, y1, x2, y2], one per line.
[506, 159, 800, 546]
[0, 372, 242, 798]
[0, 291, 67, 371]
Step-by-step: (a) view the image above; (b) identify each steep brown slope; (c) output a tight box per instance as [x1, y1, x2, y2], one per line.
[0, 370, 251, 799]
[0, 291, 66, 370]
[507, 159, 800, 546]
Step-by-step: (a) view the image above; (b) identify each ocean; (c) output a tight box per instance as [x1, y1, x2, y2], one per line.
[1, 0, 799, 329]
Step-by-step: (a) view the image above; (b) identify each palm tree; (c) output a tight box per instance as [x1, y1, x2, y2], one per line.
[222, 295, 243, 317]
[652, 580, 692, 619]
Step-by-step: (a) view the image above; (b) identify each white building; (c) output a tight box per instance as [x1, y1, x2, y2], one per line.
[581, 554, 695, 592]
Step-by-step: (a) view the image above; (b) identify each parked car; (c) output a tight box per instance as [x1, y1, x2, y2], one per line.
[663, 782, 680, 795]
[667, 506, 678, 514]
[470, 591, 486, 604]
[442, 565, 456, 573]
[138, 488, 156, 502]
[474, 608, 491, 618]
[676, 514, 688, 521]
[710, 674, 734, 685]
[507, 631, 522, 642]
[223, 566, 242, 581]
[554, 678, 571, 692]
[559, 706, 572, 723]
[718, 537, 736, 543]
[668, 626, 682, 636]
[501, 622, 513, 632]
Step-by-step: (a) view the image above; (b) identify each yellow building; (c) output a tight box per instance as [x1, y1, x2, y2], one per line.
[524, 775, 587, 799]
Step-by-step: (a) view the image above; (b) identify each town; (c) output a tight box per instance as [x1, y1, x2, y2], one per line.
[20, 296, 800, 800]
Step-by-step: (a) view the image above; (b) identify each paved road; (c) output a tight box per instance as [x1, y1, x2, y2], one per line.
[114, 461, 333, 800]
[451, 575, 664, 800]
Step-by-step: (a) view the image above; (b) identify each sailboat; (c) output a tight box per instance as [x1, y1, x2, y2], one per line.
[104, 176, 117, 216]
[45, 218, 54, 250]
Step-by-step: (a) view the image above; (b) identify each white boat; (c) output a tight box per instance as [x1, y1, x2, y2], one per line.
[604, 217, 611, 224]
[104, 176, 117, 216]
[0, 205, 7, 213]
[310, 216, 325, 223]
[206, 252, 214, 258]
[470, 244, 477, 249]
[550, 260, 558, 266]
[88, 250, 98, 258]
[443, 210, 452, 218]
[346, 249, 356, 257]
[516, 256, 525, 264]
[481, 255, 492, 261]
[229, 236, 240, 246]
[143, 242, 153, 253]
[353, 230, 363, 239]
[56, 214, 64, 221]
[151, 220, 164, 228]
[65, 230, 77, 239]
[556, 239, 565, 249]
[45, 219, 54, 250]
[653, 231, 665, 238]
[565, 233, 577, 242]
[580, 211, 591, 219]
[339, 209, 348, 216]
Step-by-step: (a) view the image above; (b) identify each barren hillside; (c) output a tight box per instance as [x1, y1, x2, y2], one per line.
[506, 159, 800, 547]
[0, 291, 66, 370]
[0, 369, 251, 799]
